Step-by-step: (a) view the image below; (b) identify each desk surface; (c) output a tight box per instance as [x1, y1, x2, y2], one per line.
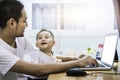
[48, 62, 120, 80]
[48, 71, 120, 80]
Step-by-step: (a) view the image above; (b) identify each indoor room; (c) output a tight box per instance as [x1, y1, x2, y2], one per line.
[1, 0, 120, 80]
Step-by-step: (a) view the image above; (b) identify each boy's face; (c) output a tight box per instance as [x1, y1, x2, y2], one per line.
[36, 31, 55, 51]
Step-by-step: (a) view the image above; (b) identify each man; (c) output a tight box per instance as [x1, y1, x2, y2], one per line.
[0, 0, 97, 80]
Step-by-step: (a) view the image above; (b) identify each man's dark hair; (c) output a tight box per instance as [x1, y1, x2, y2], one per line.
[0, 0, 24, 29]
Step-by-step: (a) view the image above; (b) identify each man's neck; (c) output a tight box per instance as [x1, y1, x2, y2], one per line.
[0, 33, 16, 48]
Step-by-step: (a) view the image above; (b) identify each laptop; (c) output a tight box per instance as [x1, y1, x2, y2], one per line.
[80, 33, 118, 71]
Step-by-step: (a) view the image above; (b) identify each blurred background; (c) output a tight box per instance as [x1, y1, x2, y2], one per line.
[19, 0, 118, 58]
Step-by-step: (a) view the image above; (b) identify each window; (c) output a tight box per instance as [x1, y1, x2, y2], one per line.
[32, 4, 57, 29]
[32, 2, 87, 30]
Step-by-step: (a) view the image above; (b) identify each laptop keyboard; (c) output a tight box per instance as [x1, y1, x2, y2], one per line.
[98, 63, 106, 67]
[86, 63, 106, 68]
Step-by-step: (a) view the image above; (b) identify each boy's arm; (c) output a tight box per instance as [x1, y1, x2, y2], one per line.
[56, 56, 79, 62]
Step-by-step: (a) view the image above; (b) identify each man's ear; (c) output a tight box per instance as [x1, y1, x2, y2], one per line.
[7, 18, 16, 29]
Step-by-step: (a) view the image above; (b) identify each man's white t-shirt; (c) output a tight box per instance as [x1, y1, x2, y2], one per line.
[0, 37, 37, 80]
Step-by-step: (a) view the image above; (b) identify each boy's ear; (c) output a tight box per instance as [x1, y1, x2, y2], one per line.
[36, 42, 39, 48]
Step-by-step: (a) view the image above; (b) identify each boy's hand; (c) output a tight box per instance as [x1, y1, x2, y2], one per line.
[56, 59, 62, 63]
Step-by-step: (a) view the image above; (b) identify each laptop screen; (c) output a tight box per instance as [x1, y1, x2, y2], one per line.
[101, 33, 118, 66]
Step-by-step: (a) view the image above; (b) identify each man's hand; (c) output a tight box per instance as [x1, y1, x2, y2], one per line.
[78, 55, 98, 67]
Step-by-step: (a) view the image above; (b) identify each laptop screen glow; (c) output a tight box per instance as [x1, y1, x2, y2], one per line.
[101, 34, 118, 66]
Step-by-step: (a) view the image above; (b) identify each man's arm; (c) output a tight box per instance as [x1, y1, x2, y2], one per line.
[10, 55, 97, 77]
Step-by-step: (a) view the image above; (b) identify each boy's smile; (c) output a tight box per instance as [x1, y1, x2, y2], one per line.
[36, 31, 55, 51]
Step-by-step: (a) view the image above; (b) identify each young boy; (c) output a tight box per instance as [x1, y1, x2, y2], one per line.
[35, 29, 81, 62]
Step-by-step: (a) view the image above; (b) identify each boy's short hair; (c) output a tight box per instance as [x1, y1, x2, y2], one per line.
[0, 0, 24, 29]
[36, 29, 54, 40]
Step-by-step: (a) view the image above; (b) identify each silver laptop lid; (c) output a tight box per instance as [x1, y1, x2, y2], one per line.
[101, 33, 118, 66]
